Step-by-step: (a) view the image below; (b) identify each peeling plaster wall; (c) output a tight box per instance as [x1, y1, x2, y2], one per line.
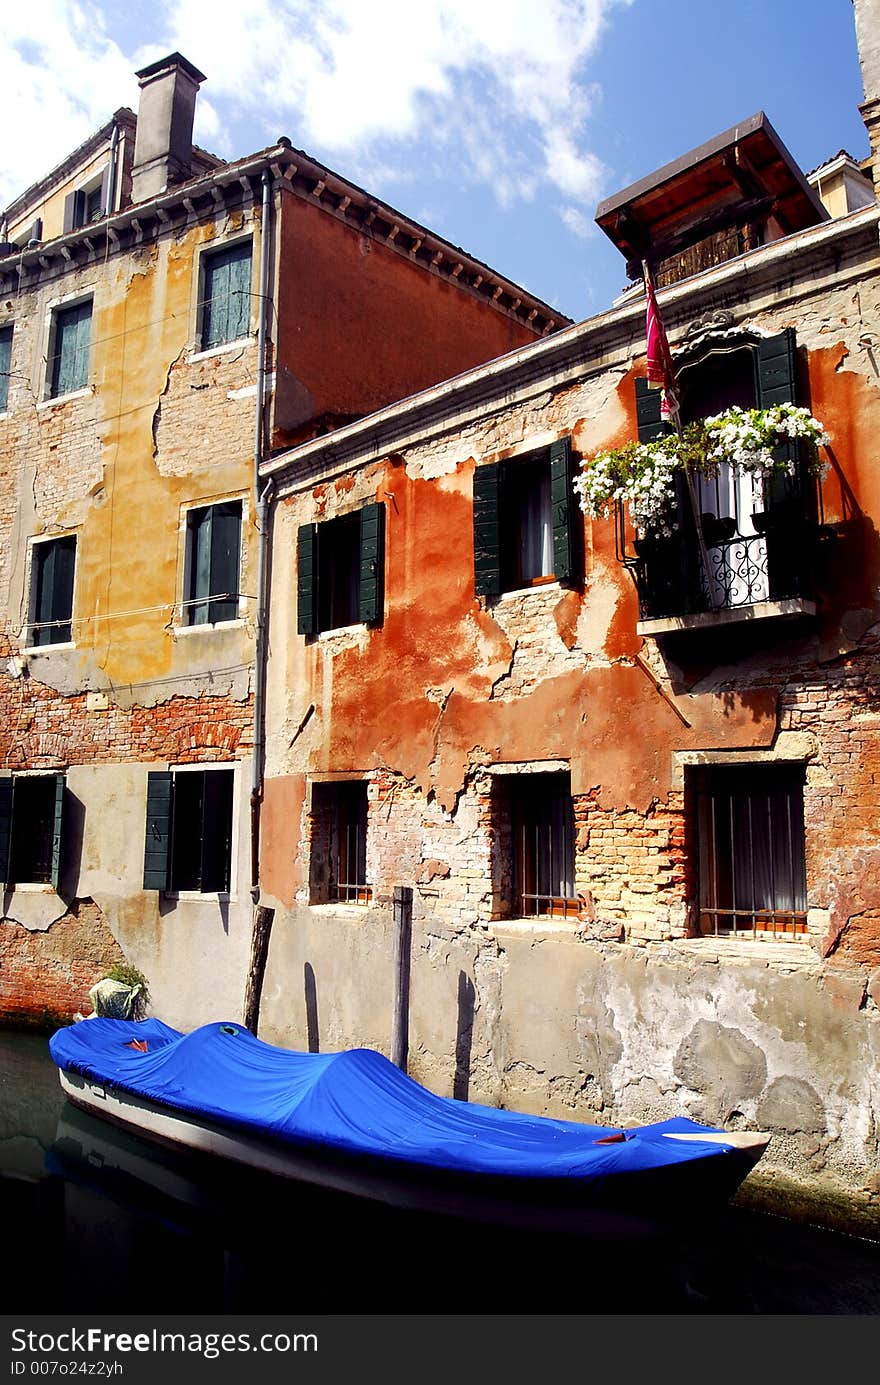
[0, 758, 255, 1031]
[258, 910, 880, 1235]
[257, 212, 880, 1232]
[0, 157, 556, 1031]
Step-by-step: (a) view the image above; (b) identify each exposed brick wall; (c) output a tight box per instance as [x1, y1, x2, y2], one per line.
[0, 639, 254, 769]
[574, 790, 688, 941]
[278, 648, 880, 959]
[0, 898, 127, 1029]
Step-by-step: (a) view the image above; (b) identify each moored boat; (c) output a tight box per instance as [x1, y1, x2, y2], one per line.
[49, 1017, 769, 1237]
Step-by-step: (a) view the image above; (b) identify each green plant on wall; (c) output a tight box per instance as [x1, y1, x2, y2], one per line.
[104, 963, 151, 1017]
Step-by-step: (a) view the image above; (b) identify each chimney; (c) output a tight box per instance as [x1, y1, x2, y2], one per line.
[130, 52, 206, 203]
[853, 0, 880, 193]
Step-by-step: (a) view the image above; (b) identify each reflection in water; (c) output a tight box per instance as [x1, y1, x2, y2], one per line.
[2, 1029, 880, 1314]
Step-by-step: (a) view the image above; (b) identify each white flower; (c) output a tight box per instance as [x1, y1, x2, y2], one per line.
[575, 403, 829, 528]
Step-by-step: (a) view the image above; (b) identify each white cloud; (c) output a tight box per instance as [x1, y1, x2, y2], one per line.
[1, 0, 632, 239]
[559, 205, 595, 240]
[0, 3, 137, 207]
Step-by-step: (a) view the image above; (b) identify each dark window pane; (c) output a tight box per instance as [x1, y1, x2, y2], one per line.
[200, 769, 234, 893]
[169, 768, 234, 893]
[310, 780, 370, 904]
[334, 782, 368, 899]
[9, 776, 59, 884]
[84, 185, 103, 223]
[502, 454, 553, 588]
[209, 503, 242, 623]
[30, 536, 76, 646]
[696, 764, 807, 937]
[512, 772, 575, 915]
[678, 346, 757, 423]
[317, 512, 360, 632]
[170, 771, 205, 891]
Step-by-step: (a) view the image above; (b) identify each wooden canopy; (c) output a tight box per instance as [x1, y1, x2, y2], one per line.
[595, 112, 828, 280]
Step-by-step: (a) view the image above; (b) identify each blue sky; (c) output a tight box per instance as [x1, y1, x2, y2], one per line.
[1, 1, 869, 320]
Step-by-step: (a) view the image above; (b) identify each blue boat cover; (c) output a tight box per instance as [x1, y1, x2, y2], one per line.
[50, 1019, 743, 1182]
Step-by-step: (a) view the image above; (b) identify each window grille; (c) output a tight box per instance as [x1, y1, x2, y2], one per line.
[512, 772, 577, 919]
[695, 763, 808, 939]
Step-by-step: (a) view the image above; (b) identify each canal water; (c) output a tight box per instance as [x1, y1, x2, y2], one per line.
[3, 1027, 880, 1316]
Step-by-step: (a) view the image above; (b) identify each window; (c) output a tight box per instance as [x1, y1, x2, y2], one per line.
[495, 772, 578, 919]
[0, 323, 12, 411]
[473, 438, 582, 598]
[48, 300, 92, 398]
[309, 781, 371, 904]
[297, 504, 385, 636]
[28, 535, 76, 647]
[693, 763, 807, 939]
[143, 767, 235, 893]
[632, 328, 815, 618]
[200, 242, 252, 350]
[0, 774, 66, 889]
[63, 169, 110, 232]
[183, 501, 242, 625]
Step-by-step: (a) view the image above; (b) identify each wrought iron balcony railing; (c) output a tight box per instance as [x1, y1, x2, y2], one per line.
[616, 465, 823, 624]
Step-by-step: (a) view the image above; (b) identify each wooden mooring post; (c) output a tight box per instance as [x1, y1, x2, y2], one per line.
[243, 904, 275, 1035]
[391, 885, 413, 1071]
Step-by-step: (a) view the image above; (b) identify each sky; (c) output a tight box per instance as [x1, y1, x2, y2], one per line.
[0, 1, 870, 320]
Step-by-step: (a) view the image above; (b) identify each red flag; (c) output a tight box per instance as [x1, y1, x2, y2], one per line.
[644, 270, 679, 422]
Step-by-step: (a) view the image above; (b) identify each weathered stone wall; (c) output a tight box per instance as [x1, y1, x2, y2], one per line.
[0, 154, 554, 1030]
[258, 902, 880, 1236]
[258, 210, 880, 1232]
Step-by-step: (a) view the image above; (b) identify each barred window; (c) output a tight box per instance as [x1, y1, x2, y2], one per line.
[309, 781, 371, 905]
[694, 763, 807, 939]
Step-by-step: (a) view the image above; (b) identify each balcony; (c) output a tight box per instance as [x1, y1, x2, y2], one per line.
[618, 468, 823, 636]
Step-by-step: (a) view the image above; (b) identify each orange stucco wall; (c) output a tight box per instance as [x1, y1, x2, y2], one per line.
[271, 192, 544, 446]
[268, 451, 779, 826]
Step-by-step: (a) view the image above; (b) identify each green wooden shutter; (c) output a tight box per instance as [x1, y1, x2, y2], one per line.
[297, 524, 318, 635]
[34, 541, 57, 646]
[227, 245, 251, 341]
[187, 506, 212, 624]
[0, 777, 12, 884]
[203, 244, 251, 348]
[635, 377, 665, 441]
[62, 192, 80, 234]
[755, 329, 799, 507]
[143, 771, 173, 891]
[550, 437, 581, 584]
[202, 254, 227, 349]
[358, 503, 385, 625]
[49, 773, 65, 892]
[755, 329, 798, 407]
[473, 462, 502, 598]
[209, 502, 242, 623]
[0, 324, 12, 413]
[52, 537, 76, 643]
[51, 300, 91, 397]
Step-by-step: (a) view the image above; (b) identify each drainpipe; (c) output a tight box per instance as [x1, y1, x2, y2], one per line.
[244, 168, 275, 1033]
[107, 120, 120, 216]
[250, 168, 274, 902]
